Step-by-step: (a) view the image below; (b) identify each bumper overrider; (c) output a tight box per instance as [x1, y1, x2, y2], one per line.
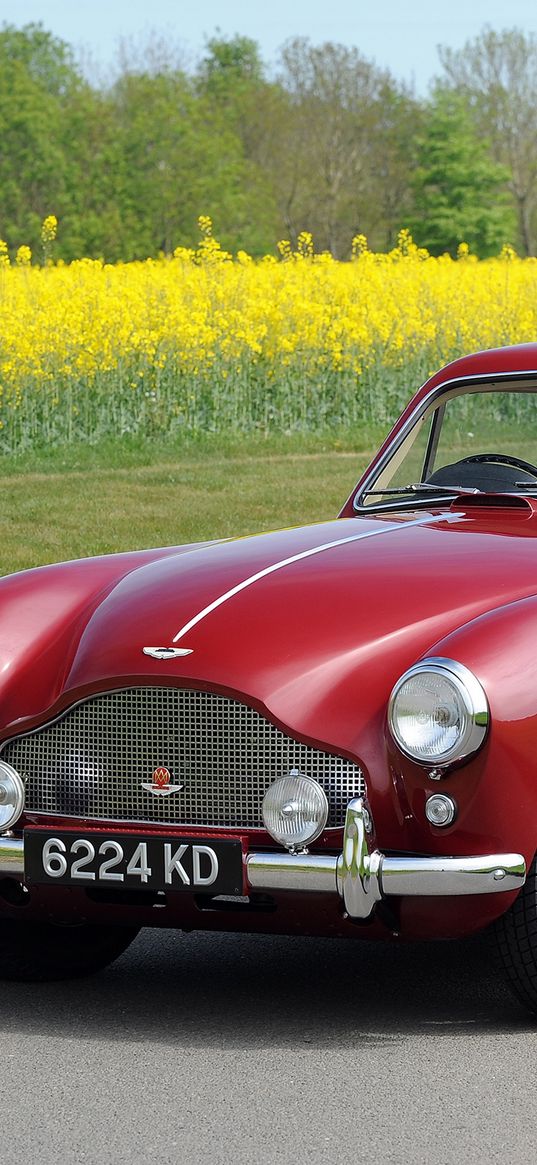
[0, 800, 526, 920]
[248, 799, 526, 918]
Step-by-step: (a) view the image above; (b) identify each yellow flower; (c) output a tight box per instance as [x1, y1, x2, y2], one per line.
[297, 231, 314, 258]
[41, 215, 58, 245]
[0, 219, 536, 454]
[15, 246, 32, 267]
[351, 234, 368, 259]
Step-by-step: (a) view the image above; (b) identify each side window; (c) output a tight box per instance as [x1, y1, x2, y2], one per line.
[361, 413, 435, 505]
[431, 391, 537, 473]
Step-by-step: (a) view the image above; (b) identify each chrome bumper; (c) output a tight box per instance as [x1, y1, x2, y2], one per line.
[247, 799, 526, 920]
[0, 800, 526, 922]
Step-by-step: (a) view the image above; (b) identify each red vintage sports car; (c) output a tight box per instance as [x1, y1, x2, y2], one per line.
[3, 343, 537, 1013]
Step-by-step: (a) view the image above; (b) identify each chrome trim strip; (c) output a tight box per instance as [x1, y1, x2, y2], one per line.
[172, 514, 446, 644]
[354, 369, 537, 512]
[20, 814, 345, 835]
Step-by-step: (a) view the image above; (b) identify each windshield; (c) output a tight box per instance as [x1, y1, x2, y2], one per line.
[359, 386, 537, 508]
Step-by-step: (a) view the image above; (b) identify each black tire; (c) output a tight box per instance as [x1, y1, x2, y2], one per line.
[0, 920, 139, 982]
[495, 855, 537, 1014]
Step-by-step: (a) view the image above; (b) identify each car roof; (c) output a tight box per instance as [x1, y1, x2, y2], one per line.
[415, 343, 537, 406]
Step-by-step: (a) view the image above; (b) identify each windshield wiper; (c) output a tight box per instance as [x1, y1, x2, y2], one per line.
[363, 483, 482, 497]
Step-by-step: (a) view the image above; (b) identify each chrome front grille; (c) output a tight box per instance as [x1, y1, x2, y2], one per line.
[1, 688, 366, 830]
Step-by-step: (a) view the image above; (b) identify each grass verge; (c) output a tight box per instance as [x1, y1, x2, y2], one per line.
[0, 430, 381, 575]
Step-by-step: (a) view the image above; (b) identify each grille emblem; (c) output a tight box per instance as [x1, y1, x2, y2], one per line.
[143, 646, 193, 659]
[141, 766, 184, 797]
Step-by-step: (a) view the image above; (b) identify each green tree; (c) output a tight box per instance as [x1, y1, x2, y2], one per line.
[109, 66, 257, 258]
[362, 79, 422, 250]
[408, 89, 515, 256]
[438, 27, 537, 255]
[58, 83, 129, 260]
[0, 21, 80, 97]
[271, 38, 419, 256]
[198, 33, 265, 97]
[0, 22, 425, 260]
[0, 23, 83, 252]
[196, 35, 280, 254]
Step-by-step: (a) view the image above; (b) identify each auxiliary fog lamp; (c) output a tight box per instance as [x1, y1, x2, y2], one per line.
[262, 770, 328, 851]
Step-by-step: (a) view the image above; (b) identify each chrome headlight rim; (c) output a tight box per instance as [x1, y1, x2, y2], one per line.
[0, 760, 25, 831]
[388, 656, 489, 767]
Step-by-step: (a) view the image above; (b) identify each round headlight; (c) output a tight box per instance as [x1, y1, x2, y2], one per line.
[0, 761, 25, 830]
[388, 657, 488, 766]
[262, 772, 328, 851]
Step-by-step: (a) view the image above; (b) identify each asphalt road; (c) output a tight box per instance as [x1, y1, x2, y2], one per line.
[0, 927, 535, 1165]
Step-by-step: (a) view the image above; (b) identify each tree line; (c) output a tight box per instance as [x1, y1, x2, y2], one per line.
[0, 22, 535, 261]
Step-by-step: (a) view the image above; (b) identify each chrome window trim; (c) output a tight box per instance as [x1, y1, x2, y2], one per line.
[353, 369, 537, 512]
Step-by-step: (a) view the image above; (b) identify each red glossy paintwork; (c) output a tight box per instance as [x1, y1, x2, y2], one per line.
[4, 345, 537, 942]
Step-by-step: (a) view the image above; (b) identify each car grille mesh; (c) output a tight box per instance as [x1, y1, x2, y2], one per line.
[2, 687, 366, 830]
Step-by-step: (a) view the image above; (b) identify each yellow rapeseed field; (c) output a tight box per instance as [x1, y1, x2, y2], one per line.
[1, 217, 537, 451]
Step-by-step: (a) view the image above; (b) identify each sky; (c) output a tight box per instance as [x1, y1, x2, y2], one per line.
[2, 0, 537, 91]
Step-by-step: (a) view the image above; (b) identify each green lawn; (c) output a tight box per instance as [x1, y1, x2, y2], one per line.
[0, 432, 379, 575]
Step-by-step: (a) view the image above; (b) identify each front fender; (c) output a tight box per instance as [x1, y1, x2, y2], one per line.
[418, 594, 537, 870]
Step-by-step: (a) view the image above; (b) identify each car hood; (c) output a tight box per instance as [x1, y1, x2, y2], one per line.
[2, 504, 537, 758]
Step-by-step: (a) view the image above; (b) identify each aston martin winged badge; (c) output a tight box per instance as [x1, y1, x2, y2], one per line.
[141, 766, 183, 796]
[143, 646, 193, 659]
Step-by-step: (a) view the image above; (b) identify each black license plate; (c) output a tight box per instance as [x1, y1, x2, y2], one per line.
[24, 830, 244, 895]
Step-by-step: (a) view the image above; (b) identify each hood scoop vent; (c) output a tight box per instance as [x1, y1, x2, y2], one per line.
[450, 493, 536, 514]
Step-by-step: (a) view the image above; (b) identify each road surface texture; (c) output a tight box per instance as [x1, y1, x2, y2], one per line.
[0, 927, 534, 1164]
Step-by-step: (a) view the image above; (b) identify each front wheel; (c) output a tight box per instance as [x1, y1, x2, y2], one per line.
[0, 920, 139, 981]
[495, 855, 537, 1014]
